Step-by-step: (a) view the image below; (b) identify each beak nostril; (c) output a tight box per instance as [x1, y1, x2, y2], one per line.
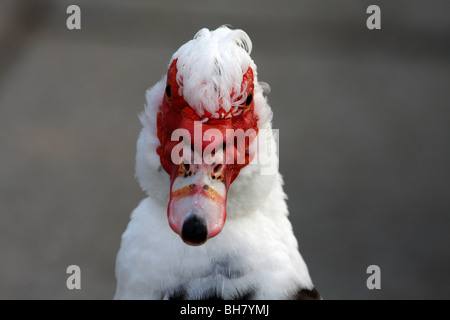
[213, 164, 223, 174]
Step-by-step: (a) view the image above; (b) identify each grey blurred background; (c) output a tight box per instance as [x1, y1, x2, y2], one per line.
[0, 0, 448, 299]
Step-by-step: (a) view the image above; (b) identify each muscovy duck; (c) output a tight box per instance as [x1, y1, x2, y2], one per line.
[114, 26, 320, 300]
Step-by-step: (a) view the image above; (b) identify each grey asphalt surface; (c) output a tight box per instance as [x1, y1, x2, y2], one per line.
[0, 0, 449, 299]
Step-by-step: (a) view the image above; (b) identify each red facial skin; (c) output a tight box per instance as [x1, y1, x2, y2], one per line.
[156, 59, 259, 242]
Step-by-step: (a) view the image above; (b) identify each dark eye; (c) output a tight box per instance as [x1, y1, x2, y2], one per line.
[245, 92, 253, 107]
[165, 84, 172, 100]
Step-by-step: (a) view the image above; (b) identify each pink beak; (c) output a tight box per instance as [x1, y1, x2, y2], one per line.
[167, 163, 227, 246]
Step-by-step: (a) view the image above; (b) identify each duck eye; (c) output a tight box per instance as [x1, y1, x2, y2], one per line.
[245, 93, 253, 107]
[165, 84, 172, 100]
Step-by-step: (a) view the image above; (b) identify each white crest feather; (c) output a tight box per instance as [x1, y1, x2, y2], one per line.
[170, 26, 254, 118]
